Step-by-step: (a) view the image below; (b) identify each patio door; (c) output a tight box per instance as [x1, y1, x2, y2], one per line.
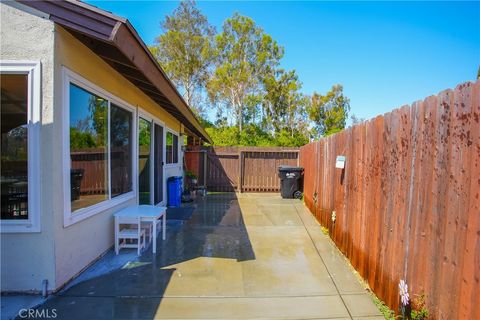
[138, 117, 152, 205]
[154, 123, 164, 205]
[138, 113, 165, 206]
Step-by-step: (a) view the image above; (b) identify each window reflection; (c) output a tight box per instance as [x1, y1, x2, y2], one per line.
[110, 104, 132, 197]
[138, 118, 151, 204]
[70, 84, 108, 212]
[166, 131, 178, 164]
[1, 74, 28, 220]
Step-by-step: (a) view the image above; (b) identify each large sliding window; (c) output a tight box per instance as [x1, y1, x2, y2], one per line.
[65, 69, 134, 225]
[1, 62, 40, 232]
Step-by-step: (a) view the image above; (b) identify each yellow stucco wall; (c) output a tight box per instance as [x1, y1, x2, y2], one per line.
[52, 26, 183, 289]
[56, 26, 181, 131]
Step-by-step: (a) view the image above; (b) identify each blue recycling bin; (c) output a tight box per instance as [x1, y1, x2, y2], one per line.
[167, 176, 182, 207]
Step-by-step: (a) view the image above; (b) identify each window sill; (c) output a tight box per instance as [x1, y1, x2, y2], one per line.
[64, 192, 135, 227]
[0, 220, 41, 233]
[164, 163, 181, 168]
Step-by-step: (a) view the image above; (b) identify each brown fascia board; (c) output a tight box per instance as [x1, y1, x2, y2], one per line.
[17, 0, 119, 40]
[18, 0, 212, 144]
[112, 23, 212, 143]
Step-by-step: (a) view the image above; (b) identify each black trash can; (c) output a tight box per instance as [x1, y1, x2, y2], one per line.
[278, 166, 304, 199]
[70, 169, 84, 201]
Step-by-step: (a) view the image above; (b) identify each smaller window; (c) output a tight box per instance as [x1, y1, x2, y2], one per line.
[166, 131, 178, 164]
[0, 61, 41, 233]
[1, 74, 29, 220]
[138, 117, 151, 204]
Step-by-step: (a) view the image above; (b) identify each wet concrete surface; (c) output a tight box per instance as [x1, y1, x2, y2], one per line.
[33, 193, 382, 319]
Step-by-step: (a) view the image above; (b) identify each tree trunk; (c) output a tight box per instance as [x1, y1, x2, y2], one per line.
[238, 105, 243, 133]
[185, 89, 191, 107]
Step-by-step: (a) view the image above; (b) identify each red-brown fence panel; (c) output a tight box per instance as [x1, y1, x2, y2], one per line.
[299, 80, 480, 319]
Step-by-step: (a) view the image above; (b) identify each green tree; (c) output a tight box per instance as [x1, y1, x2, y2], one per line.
[262, 68, 309, 139]
[207, 13, 284, 133]
[150, 0, 215, 117]
[70, 127, 96, 150]
[205, 126, 239, 146]
[308, 85, 350, 138]
[88, 96, 108, 146]
[274, 128, 309, 147]
[239, 124, 276, 146]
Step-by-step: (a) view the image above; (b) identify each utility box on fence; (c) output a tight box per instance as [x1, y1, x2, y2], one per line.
[278, 166, 304, 199]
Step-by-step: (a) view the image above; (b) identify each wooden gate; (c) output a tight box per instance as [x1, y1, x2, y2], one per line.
[185, 146, 299, 192]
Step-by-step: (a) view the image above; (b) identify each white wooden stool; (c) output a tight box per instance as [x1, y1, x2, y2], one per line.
[115, 216, 146, 255]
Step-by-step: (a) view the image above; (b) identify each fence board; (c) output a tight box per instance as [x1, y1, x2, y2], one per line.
[299, 80, 479, 319]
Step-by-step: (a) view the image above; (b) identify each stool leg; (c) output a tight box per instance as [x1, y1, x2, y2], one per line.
[162, 213, 166, 240]
[115, 218, 119, 255]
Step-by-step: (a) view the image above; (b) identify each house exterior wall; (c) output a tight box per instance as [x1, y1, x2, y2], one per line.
[0, 2, 57, 291]
[1, 3, 187, 292]
[52, 26, 184, 288]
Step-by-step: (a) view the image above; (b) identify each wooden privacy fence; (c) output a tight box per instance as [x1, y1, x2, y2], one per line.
[71, 147, 131, 195]
[185, 146, 299, 192]
[299, 80, 479, 319]
[71, 148, 107, 194]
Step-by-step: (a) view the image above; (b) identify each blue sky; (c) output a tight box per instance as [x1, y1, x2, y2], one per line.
[87, 1, 479, 123]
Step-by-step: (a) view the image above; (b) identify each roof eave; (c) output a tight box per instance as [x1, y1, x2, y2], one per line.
[18, 0, 212, 144]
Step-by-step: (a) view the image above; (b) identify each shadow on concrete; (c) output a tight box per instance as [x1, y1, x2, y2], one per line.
[30, 192, 255, 320]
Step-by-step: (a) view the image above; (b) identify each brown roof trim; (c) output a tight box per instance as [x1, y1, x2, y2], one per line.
[19, 0, 212, 143]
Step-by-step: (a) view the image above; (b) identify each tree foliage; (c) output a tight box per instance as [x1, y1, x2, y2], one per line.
[88, 96, 108, 146]
[207, 13, 284, 133]
[204, 124, 307, 147]
[150, 0, 215, 117]
[308, 85, 350, 138]
[70, 127, 96, 150]
[152, 2, 353, 146]
[263, 69, 298, 131]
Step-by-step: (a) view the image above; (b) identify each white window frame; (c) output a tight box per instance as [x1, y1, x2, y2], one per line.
[137, 109, 166, 206]
[165, 128, 180, 167]
[0, 61, 41, 233]
[62, 67, 137, 227]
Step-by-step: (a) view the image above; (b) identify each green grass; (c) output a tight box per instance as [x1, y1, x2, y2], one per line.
[371, 294, 397, 320]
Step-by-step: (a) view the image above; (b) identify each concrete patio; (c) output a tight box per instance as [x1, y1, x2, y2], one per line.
[32, 193, 382, 319]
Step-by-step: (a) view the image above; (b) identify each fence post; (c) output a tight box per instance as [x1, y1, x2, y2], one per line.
[238, 150, 243, 193]
[203, 150, 207, 190]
